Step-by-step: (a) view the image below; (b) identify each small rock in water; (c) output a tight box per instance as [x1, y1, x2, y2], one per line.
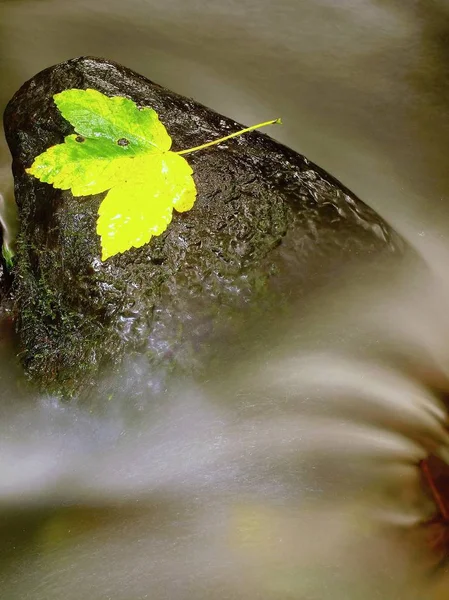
[3, 56, 405, 395]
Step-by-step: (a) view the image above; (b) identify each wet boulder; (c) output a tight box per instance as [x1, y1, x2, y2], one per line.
[3, 56, 404, 395]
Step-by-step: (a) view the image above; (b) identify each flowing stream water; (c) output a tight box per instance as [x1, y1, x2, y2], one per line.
[1, 1, 449, 598]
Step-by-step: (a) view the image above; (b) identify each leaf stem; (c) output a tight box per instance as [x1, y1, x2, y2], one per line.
[176, 118, 282, 155]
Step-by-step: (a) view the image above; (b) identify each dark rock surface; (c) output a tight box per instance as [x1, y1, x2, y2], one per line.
[3, 56, 405, 395]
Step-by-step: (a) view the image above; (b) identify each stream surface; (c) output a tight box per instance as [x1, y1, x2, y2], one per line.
[1, 1, 449, 598]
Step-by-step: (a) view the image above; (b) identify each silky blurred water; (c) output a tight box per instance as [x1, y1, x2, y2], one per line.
[1, 1, 449, 598]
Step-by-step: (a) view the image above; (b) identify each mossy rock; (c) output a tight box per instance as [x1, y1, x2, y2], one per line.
[3, 56, 404, 396]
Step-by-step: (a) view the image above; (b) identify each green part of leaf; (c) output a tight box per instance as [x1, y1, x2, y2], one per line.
[53, 88, 171, 152]
[27, 134, 156, 197]
[96, 153, 196, 260]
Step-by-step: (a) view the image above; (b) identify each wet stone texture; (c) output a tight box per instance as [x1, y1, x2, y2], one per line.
[3, 56, 405, 396]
